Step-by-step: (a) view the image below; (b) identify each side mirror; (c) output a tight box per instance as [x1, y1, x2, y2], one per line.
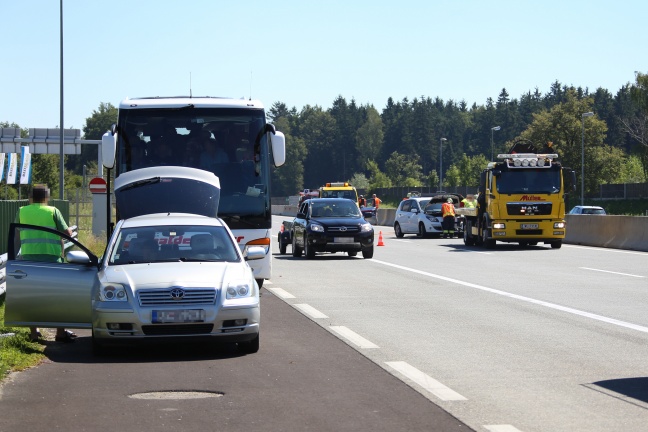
[101, 125, 117, 169]
[270, 130, 286, 167]
[245, 246, 266, 261]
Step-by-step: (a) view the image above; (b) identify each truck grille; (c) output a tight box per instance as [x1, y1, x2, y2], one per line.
[507, 202, 552, 216]
[142, 324, 214, 335]
[515, 230, 543, 235]
[138, 288, 217, 307]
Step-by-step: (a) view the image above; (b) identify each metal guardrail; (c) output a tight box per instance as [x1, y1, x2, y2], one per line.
[0, 226, 78, 298]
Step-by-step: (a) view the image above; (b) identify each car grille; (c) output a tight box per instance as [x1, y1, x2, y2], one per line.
[138, 288, 217, 307]
[327, 225, 360, 233]
[507, 202, 552, 216]
[142, 324, 214, 335]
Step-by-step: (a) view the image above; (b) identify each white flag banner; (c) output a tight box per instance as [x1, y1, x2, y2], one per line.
[0, 153, 5, 182]
[19, 146, 32, 185]
[6, 153, 18, 184]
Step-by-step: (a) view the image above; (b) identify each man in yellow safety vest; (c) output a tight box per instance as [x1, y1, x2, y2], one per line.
[15, 184, 76, 343]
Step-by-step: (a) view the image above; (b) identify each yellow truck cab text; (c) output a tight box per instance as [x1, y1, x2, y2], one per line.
[458, 140, 576, 249]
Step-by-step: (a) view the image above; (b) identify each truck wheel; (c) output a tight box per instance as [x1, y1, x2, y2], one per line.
[292, 233, 302, 257]
[550, 240, 562, 249]
[305, 236, 316, 259]
[394, 222, 404, 238]
[482, 228, 496, 249]
[362, 246, 374, 259]
[463, 221, 475, 246]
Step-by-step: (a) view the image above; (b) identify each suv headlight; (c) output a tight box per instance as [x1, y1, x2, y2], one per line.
[99, 283, 128, 302]
[226, 280, 255, 299]
[360, 223, 372, 232]
[309, 223, 324, 232]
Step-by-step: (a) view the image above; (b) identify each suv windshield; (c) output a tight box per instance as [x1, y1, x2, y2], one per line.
[108, 225, 240, 265]
[311, 201, 361, 218]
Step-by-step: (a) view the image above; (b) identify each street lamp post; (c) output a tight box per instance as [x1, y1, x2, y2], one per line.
[439, 137, 447, 191]
[491, 126, 501, 161]
[581, 112, 594, 205]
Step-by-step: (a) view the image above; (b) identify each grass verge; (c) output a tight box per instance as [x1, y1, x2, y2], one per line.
[0, 296, 47, 382]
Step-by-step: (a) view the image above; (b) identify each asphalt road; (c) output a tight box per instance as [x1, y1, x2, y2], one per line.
[3, 215, 648, 432]
[271, 215, 648, 432]
[0, 279, 468, 432]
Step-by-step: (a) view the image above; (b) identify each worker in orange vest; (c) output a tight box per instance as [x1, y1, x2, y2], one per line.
[441, 197, 456, 239]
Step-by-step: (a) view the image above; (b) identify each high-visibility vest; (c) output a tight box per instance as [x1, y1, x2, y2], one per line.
[442, 202, 456, 217]
[18, 205, 62, 256]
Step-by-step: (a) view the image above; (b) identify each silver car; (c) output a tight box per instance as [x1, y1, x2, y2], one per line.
[5, 213, 264, 355]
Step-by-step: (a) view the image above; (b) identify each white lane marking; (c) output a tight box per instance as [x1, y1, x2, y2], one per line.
[484, 425, 524, 432]
[392, 239, 415, 243]
[565, 244, 648, 256]
[329, 326, 379, 349]
[580, 267, 644, 278]
[370, 259, 648, 334]
[385, 361, 467, 401]
[266, 287, 295, 299]
[293, 304, 328, 319]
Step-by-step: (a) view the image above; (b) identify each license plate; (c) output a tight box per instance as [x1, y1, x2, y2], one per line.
[521, 224, 539, 229]
[152, 309, 205, 323]
[334, 237, 354, 243]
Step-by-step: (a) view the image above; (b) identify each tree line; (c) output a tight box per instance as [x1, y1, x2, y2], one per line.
[2, 73, 647, 200]
[268, 73, 648, 198]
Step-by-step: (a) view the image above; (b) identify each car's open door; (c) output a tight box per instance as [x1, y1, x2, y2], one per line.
[4, 223, 99, 329]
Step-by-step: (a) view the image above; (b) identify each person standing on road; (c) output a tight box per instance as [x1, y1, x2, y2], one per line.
[461, 194, 476, 208]
[372, 194, 382, 209]
[441, 197, 456, 239]
[15, 184, 77, 343]
[358, 195, 367, 207]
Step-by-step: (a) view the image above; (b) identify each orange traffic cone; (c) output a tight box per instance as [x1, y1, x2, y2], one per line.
[377, 231, 385, 246]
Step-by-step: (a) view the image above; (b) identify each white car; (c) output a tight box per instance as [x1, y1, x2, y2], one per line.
[394, 194, 465, 238]
[568, 205, 606, 215]
[5, 213, 265, 355]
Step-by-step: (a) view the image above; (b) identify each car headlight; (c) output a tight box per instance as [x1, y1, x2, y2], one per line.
[310, 223, 324, 232]
[360, 223, 373, 232]
[99, 283, 128, 302]
[226, 280, 255, 299]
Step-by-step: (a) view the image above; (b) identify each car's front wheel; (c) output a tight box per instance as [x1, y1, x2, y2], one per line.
[92, 331, 107, 357]
[394, 222, 404, 238]
[237, 333, 259, 354]
[418, 223, 427, 238]
[292, 232, 302, 257]
[362, 246, 374, 259]
[305, 235, 316, 259]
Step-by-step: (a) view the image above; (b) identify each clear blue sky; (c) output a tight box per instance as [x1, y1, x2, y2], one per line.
[1, 0, 646, 134]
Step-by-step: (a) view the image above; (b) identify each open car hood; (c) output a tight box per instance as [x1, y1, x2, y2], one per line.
[114, 167, 221, 219]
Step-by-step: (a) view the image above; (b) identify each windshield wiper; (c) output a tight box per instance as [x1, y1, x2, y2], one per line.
[118, 177, 161, 192]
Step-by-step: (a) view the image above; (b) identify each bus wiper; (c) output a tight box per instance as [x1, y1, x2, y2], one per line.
[118, 177, 161, 192]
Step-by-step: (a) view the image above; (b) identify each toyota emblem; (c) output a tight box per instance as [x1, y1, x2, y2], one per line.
[339, 226, 347, 231]
[170, 288, 185, 300]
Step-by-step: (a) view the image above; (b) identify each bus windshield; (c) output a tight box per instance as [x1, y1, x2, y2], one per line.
[115, 107, 271, 229]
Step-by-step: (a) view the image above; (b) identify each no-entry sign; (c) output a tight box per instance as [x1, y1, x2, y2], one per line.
[89, 177, 107, 194]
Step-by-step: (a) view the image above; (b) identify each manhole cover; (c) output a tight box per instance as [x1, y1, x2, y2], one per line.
[129, 391, 224, 400]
